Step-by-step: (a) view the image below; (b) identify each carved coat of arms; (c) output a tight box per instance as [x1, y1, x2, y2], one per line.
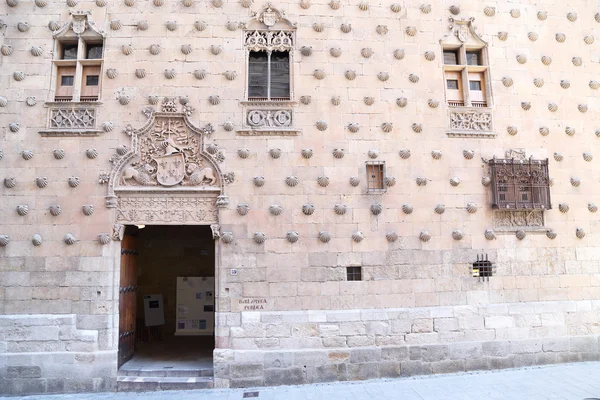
[155, 153, 185, 186]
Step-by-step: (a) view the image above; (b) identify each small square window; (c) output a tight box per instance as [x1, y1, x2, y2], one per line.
[61, 44, 78, 60]
[86, 44, 103, 59]
[443, 50, 459, 65]
[466, 50, 482, 66]
[61, 76, 74, 86]
[469, 81, 482, 91]
[366, 162, 385, 192]
[347, 267, 362, 281]
[86, 75, 99, 86]
[447, 79, 459, 90]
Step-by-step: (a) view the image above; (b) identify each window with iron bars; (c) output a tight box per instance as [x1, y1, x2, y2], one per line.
[489, 158, 551, 210]
[346, 266, 362, 281]
[366, 162, 386, 193]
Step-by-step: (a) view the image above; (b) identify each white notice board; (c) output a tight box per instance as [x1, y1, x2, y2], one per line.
[175, 277, 215, 336]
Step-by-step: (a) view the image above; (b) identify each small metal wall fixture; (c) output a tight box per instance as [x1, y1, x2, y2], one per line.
[472, 254, 494, 282]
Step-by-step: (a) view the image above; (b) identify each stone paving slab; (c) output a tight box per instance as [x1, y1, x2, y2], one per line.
[3, 362, 600, 400]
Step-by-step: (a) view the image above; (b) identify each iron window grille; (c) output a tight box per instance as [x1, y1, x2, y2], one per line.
[346, 266, 362, 281]
[489, 158, 551, 210]
[366, 161, 386, 193]
[472, 254, 494, 282]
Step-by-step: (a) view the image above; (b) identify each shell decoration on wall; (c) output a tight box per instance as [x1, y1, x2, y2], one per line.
[299, 0, 310, 9]
[110, 20, 122, 30]
[466, 203, 478, 214]
[424, 51, 436, 61]
[546, 230, 557, 239]
[558, 203, 569, 213]
[539, 126, 549, 136]
[32, 234, 43, 246]
[118, 95, 130, 105]
[584, 36, 594, 45]
[317, 176, 330, 187]
[208, 95, 220, 105]
[498, 32, 508, 41]
[211, 45, 223, 55]
[572, 57, 583, 67]
[481, 176, 491, 186]
[269, 205, 283, 216]
[286, 231, 299, 243]
[340, 24, 352, 33]
[68, 177, 80, 188]
[402, 204, 413, 214]
[137, 20, 149, 30]
[253, 176, 265, 187]
[98, 234, 111, 245]
[1, 45, 13, 56]
[4, 178, 17, 188]
[463, 150, 475, 160]
[30, 46, 43, 57]
[406, 26, 417, 36]
[330, 48, 342, 58]
[515, 230, 526, 240]
[376, 25, 388, 35]
[541, 56, 552, 66]
[484, 6, 495, 16]
[269, 148, 282, 159]
[63, 234, 76, 245]
[149, 44, 161, 55]
[570, 177, 581, 187]
[81, 204, 94, 216]
[124, 0, 135, 5]
[315, 120, 328, 131]
[381, 122, 393, 133]
[21, 150, 33, 160]
[334, 203, 347, 215]
[302, 204, 315, 215]
[319, 231, 331, 243]
[548, 103, 558, 112]
[502, 77, 513, 87]
[345, 70, 357, 80]
[419, 231, 431, 242]
[556, 33, 566, 43]
[331, 96, 341, 106]
[194, 69, 207, 80]
[135, 69, 146, 79]
[533, 78, 544, 88]
[384, 176, 396, 187]
[183, 0, 194, 6]
[352, 231, 364, 243]
[510, 9, 520, 18]
[116, 145, 128, 156]
[553, 152, 563, 162]
[313, 69, 326, 80]
[35, 177, 48, 188]
[285, 176, 299, 187]
[408, 74, 419, 83]
[106, 68, 118, 79]
[301, 148, 313, 159]
[537, 11, 547, 20]
[166, 21, 178, 31]
[378, 72, 390, 82]
[528, 32, 538, 42]
[48, 21, 60, 31]
[212, 0, 223, 7]
[450, 177, 461, 187]
[195, 20, 207, 31]
[358, 1, 368, 11]
[181, 44, 193, 55]
[49, 205, 61, 216]
[507, 126, 518, 136]
[370, 203, 383, 216]
[349, 177, 360, 187]
[416, 177, 428, 186]
[567, 12, 578, 22]
[348, 123, 360, 133]
[96, 0, 107, 5]
[361, 48, 373, 58]
[7, 0, 19, 6]
[565, 126, 575, 136]
[16, 205, 29, 216]
[223, 121, 235, 131]
[300, 95, 311, 105]
[333, 149, 345, 159]
[435, 204, 445, 214]
[17, 22, 30, 32]
[583, 152, 593, 162]
[386, 231, 398, 242]
[576, 228, 586, 239]
[313, 23, 324, 32]
[412, 123, 423, 133]
[9, 123, 20, 132]
[578, 104, 588, 113]
[399, 149, 411, 159]
[13, 71, 25, 81]
[431, 150, 442, 160]
[452, 230, 464, 241]
[588, 203, 598, 213]
[0, 97, 7, 107]
[390, 3, 401, 12]
[397, 97, 408, 107]
[364, 97, 375, 106]
[394, 49, 405, 60]
[0, 235, 9, 246]
[521, 102, 531, 111]
[86, 148, 98, 159]
[237, 203, 249, 216]
[121, 45, 133, 56]
[420, 4, 432, 13]
[484, 230, 496, 240]
[590, 81, 600, 90]
[449, 5, 460, 15]
[300, 46, 313, 56]
[53, 149, 65, 160]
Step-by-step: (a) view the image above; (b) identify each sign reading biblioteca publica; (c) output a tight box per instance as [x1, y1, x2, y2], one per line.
[233, 298, 270, 311]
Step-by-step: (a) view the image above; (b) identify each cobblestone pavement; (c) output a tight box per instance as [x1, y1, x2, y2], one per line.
[4, 362, 600, 400]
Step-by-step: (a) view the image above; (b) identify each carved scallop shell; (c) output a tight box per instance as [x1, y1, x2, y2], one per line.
[110, 20, 122, 30]
[498, 31, 508, 41]
[211, 45, 222, 55]
[222, 121, 234, 131]
[527, 32, 538, 42]
[205, 143, 218, 155]
[315, 120, 328, 131]
[484, 6, 495, 17]
[533, 78, 544, 88]
[463, 150, 474, 160]
[558, 203, 569, 213]
[546, 230, 557, 239]
[352, 231, 364, 243]
[361, 48, 373, 58]
[537, 11, 547, 20]
[553, 152, 563, 162]
[402, 204, 413, 215]
[118, 95, 130, 105]
[68, 177, 80, 188]
[32, 234, 43, 246]
[116, 145, 128, 156]
[319, 231, 331, 243]
[521, 102, 531, 111]
[334, 204, 347, 215]
[333, 149, 345, 159]
[181, 44, 193, 55]
[124, 0, 135, 5]
[484, 230, 496, 240]
[317, 176, 330, 187]
[61, 233, 76, 245]
[419, 231, 431, 242]
[301, 148, 313, 159]
[269, 148, 281, 159]
[97, 233, 110, 245]
[539, 56, 552, 66]
[16, 205, 29, 216]
[502, 77, 513, 87]
[13, 71, 25, 81]
[431, 150, 442, 160]
[253, 176, 265, 187]
[194, 20, 207, 31]
[269, 205, 283, 216]
[578, 104, 588, 113]
[435, 204, 445, 214]
[588, 203, 598, 213]
[299, 0, 309, 9]
[4, 178, 16, 188]
[135, 69, 146, 79]
[194, 69, 207, 80]
[329, 0, 340, 9]
[482, 176, 491, 187]
[358, 0, 368, 10]
[137, 20, 149, 30]
[384, 176, 396, 187]
[371, 203, 383, 216]
[208, 95, 220, 105]
[386, 231, 398, 242]
[236, 148, 250, 160]
[406, 26, 417, 36]
[565, 126, 575, 136]
[556, 33, 566, 43]
[286, 231, 299, 243]
[515, 230, 526, 240]
[81, 205, 94, 216]
[376, 25, 388, 35]
[313, 69, 326, 80]
[49, 205, 61, 216]
[466, 203, 478, 214]
[420, 3, 431, 13]
[399, 149, 411, 159]
[340, 24, 352, 33]
[378, 72, 390, 82]
[583, 152, 593, 162]
[48, 20, 60, 31]
[313, 23, 324, 32]
[576, 228, 586, 239]
[539, 126, 549, 136]
[507, 126, 518, 136]
[452, 230, 464, 241]
[348, 123, 360, 133]
[412, 123, 423, 133]
[349, 177, 360, 187]
[96, 0, 107, 5]
[565, 11, 577, 22]
[7, 0, 19, 5]
[0, 235, 9, 246]
[86, 148, 98, 159]
[237, 204, 249, 216]
[394, 49, 405, 60]
[182, 0, 194, 6]
[396, 97, 408, 107]
[381, 122, 393, 133]
[21, 150, 33, 160]
[9, 123, 20, 132]
[106, 68, 118, 79]
[590, 80, 600, 90]
[212, 0, 223, 6]
[345, 70, 356, 81]
[301, 46, 313, 57]
[1, 45, 13, 56]
[572, 57, 582, 67]
[449, 5, 460, 14]
[416, 177, 428, 186]
[329, 48, 342, 58]
[510, 9, 520, 18]
[35, 177, 48, 188]
[409, 74, 420, 83]
[285, 176, 299, 187]
[0, 97, 7, 107]
[302, 204, 315, 215]
[17, 22, 30, 32]
[165, 21, 178, 31]
[121, 45, 133, 56]
[300, 95, 311, 105]
[450, 177, 461, 187]
[53, 149, 65, 160]
[571, 177, 581, 187]
[331, 96, 341, 106]
[548, 103, 558, 112]
[364, 97, 375, 106]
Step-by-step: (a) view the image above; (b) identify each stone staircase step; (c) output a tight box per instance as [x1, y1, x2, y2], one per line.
[117, 376, 213, 391]
[118, 367, 214, 378]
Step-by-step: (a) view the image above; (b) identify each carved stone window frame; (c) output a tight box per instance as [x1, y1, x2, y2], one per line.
[441, 18, 495, 138]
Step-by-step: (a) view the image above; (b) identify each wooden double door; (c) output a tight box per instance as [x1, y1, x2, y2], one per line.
[118, 233, 138, 368]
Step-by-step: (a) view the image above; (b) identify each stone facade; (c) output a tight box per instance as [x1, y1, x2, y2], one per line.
[2, 0, 600, 395]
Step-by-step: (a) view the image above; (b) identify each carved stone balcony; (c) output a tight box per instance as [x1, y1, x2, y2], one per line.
[236, 100, 301, 136]
[39, 102, 103, 137]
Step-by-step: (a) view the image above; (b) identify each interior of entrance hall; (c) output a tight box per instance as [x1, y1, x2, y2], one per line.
[118, 225, 215, 372]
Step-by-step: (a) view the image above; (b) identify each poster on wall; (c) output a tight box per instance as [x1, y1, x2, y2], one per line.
[175, 277, 215, 336]
[143, 294, 165, 327]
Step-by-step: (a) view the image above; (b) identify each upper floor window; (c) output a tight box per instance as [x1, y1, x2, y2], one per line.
[441, 19, 491, 108]
[489, 157, 551, 210]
